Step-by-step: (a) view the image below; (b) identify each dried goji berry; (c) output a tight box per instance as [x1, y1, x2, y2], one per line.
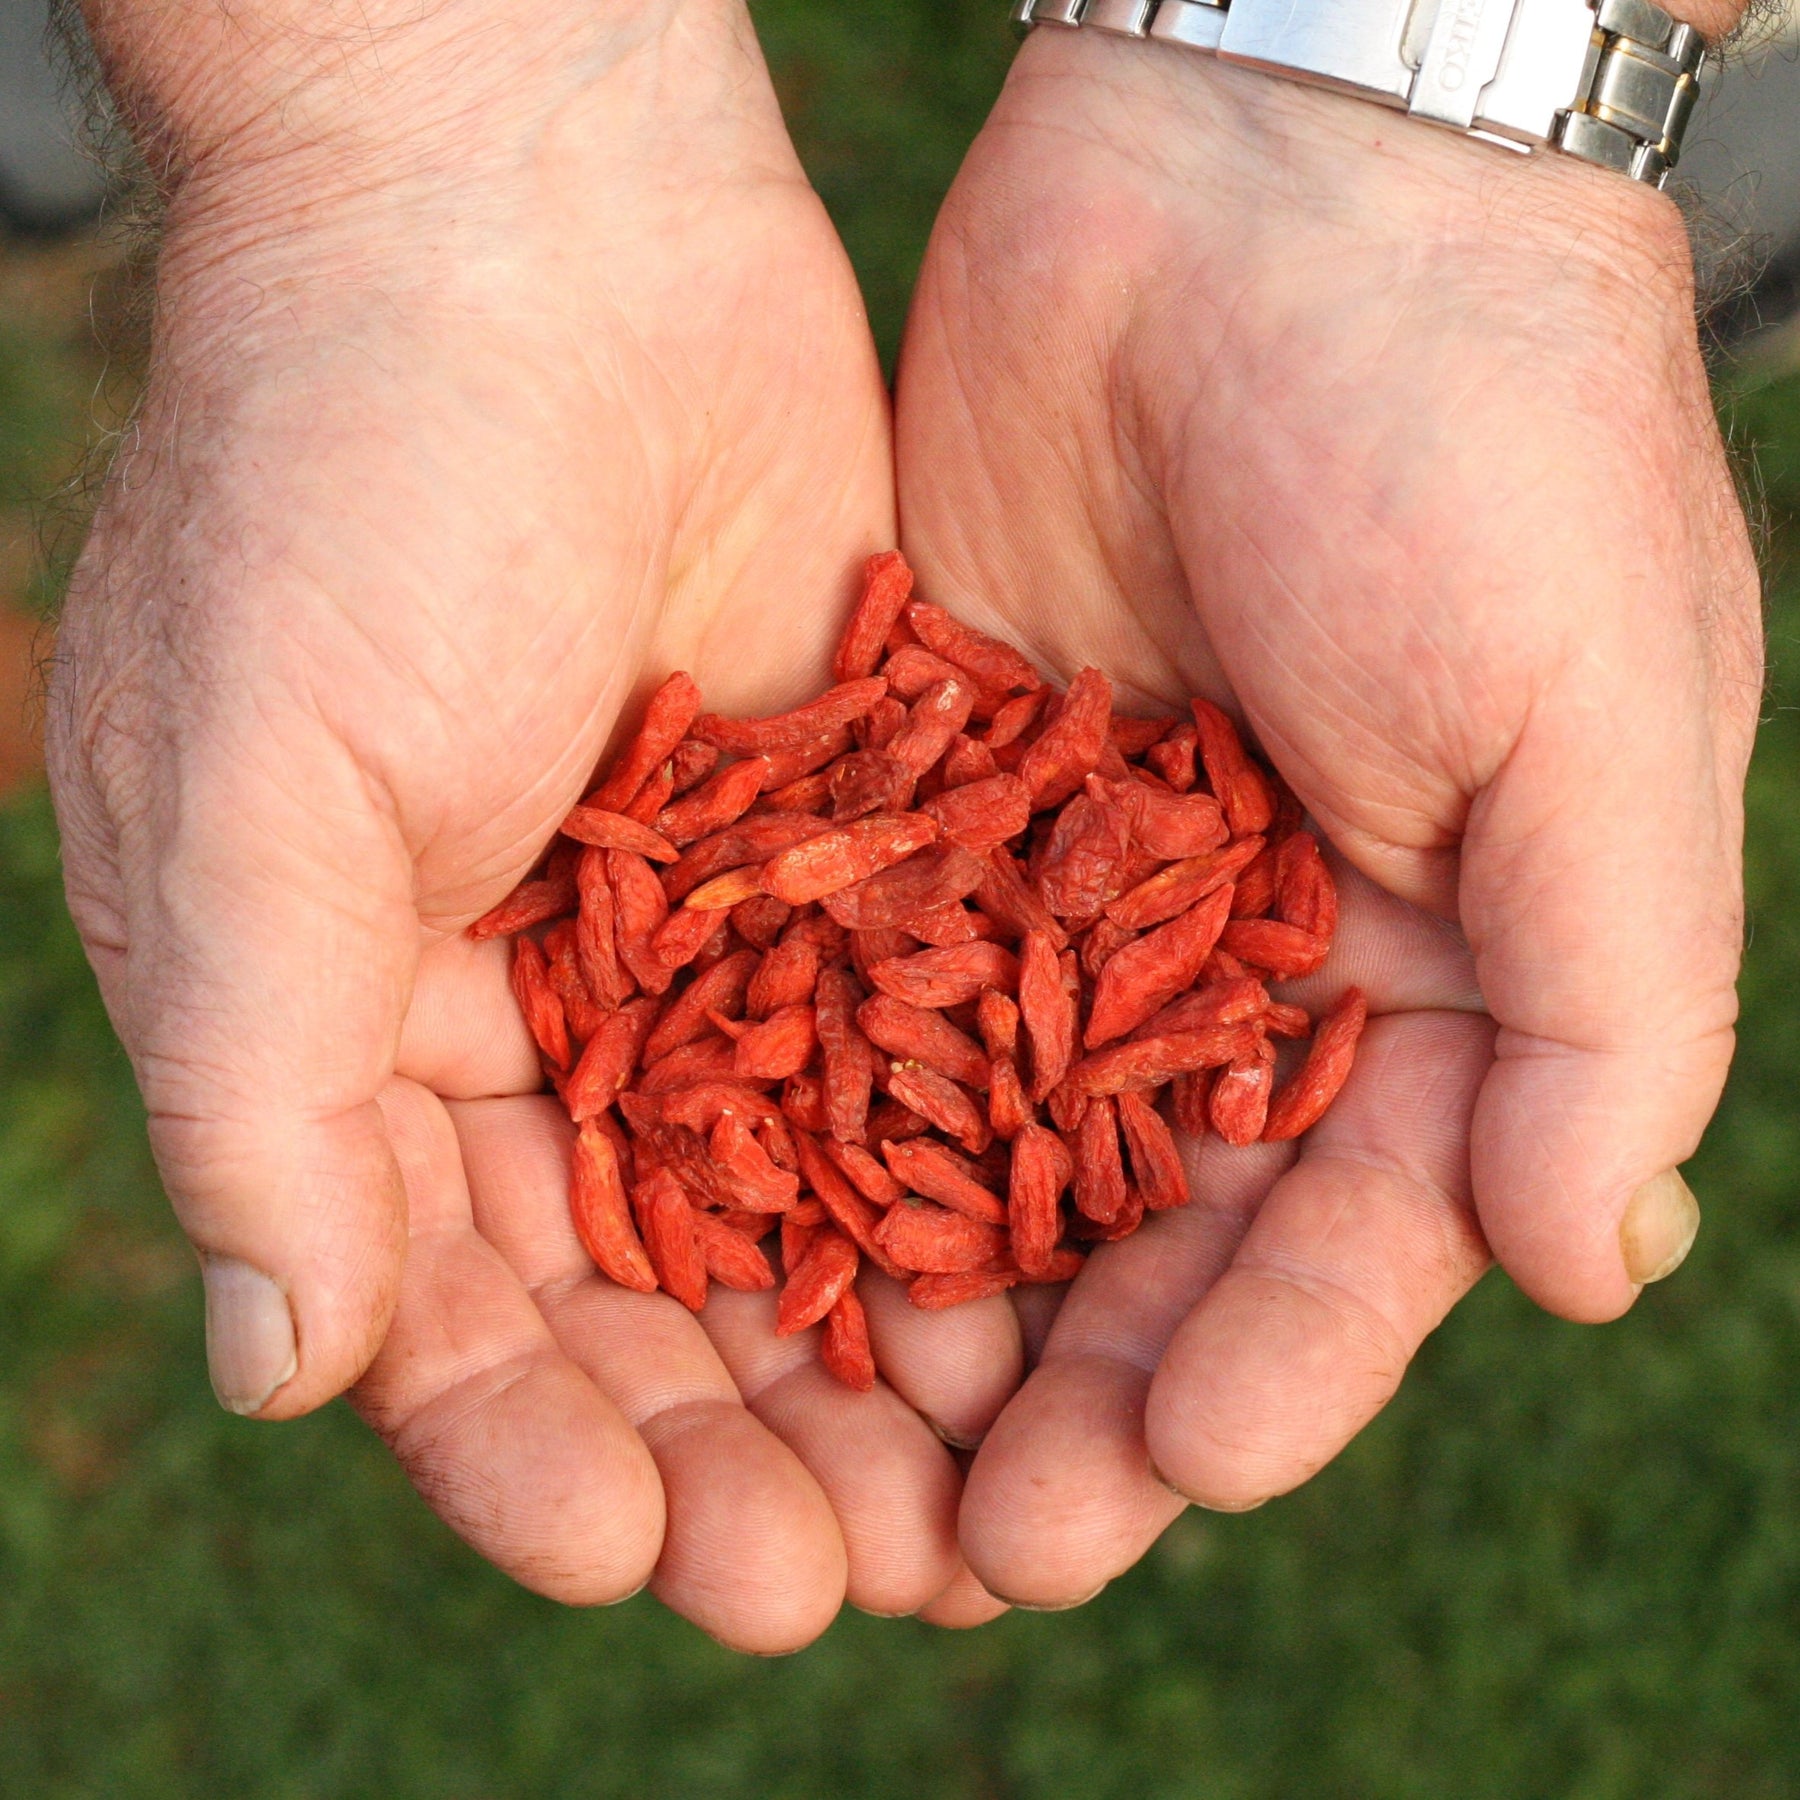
[987, 1054, 1032, 1140]
[1065, 1023, 1265, 1097]
[1128, 975, 1269, 1043]
[1073, 1096, 1128, 1225]
[1276, 832, 1338, 940]
[1192, 697, 1274, 837]
[708, 1109, 802, 1211]
[828, 751, 916, 822]
[822, 1288, 876, 1390]
[1034, 785, 1134, 920]
[1018, 927, 1076, 1101]
[692, 678, 890, 756]
[1117, 1091, 1189, 1209]
[875, 1201, 1009, 1274]
[884, 1064, 991, 1155]
[940, 733, 1001, 789]
[866, 942, 1019, 1010]
[571, 1120, 658, 1291]
[1144, 721, 1198, 792]
[511, 936, 571, 1071]
[471, 868, 579, 940]
[835, 550, 917, 685]
[888, 677, 977, 778]
[663, 814, 833, 903]
[882, 642, 964, 698]
[820, 1137, 908, 1206]
[881, 1137, 1009, 1225]
[1009, 1123, 1073, 1278]
[654, 757, 770, 847]
[651, 901, 730, 971]
[974, 849, 1067, 949]
[1105, 836, 1265, 931]
[1115, 781, 1228, 861]
[858, 994, 989, 1090]
[747, 938, 823, 1018]
[1017, 668, 1112, 810]
[776, 1228, 860, 1335]
[591, 672, 703, 815]
[906, 602, 1042, 696]
[637, 1169, 709, 1311]
[1209, 1036, 1278, 1145]
[668, 738, 720, 795]
[1263, 987, 1367, 1141]
[730, 894, 793, 950]
[565, 996, 660, 1119]
[732, 1004, 818, 1081]
[812, 966, 874, 1144]
[760, 814, 940, 905]
[907, 1270, 1018, 1309]
[636, 1034, 749, 1096]
[1217, 918, 1329, 979]
[698, 1211, 778, 1291]
[575, 846, 634, 1010]
[921, 772, 1032, 851]
[1085, 886, 1234, 1047]
[608, 849, 674, 996]
[793, 1131, 906, 1278]
[561, 805, 680, 863]
[641, 948, 757, 1066]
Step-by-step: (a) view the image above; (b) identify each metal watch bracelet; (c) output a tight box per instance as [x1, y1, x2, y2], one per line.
[1013, 0, 1707, 186]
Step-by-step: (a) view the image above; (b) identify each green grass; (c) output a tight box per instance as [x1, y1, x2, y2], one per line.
[5, 13, 1800, 1792]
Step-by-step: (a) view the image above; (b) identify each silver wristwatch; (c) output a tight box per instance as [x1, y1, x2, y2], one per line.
[1012, 0, 1707, 187]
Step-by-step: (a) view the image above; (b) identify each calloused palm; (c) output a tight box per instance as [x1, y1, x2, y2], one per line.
[49, 0, 1013, 1645]
[896, 30, 1761, 1605]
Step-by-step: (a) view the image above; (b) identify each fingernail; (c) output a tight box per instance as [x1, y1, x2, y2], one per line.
[991, 1583, 1108, 1613]
[1149, 1460, 1269, 1512]
[928, 1417, 987, 1451]
[201, 1254, 297, 1414]
[1619, 1169, 1701, 1286]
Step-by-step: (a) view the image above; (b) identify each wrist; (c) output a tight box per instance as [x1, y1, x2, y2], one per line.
[83, 0, 741, 192]
[1003, 21, 1705, 274]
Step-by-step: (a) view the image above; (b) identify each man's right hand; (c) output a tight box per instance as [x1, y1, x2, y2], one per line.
[50, 0, 1011, 1647]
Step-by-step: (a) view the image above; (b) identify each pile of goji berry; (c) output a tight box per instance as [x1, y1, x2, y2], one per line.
[474, 553, 1366, 1390]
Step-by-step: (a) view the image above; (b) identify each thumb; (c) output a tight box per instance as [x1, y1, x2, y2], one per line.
[58, 728, 418, 1418]
[1456, 628, 1747, 1320]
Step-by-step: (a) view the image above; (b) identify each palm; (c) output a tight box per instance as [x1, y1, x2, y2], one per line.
[895, 32, 1758, 1603]
[50, 17, 1007, 1645]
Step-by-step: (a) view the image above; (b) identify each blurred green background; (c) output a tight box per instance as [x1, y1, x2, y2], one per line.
[5, 1, 1800, 1792]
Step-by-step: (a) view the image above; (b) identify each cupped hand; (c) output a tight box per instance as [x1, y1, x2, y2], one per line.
[49, 0, 1009, 1645]
[895, 29, 1761, 1605]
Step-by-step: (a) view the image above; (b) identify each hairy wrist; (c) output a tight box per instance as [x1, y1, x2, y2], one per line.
[1001, 24, 1709, 291]
[79, 0, 737, 192]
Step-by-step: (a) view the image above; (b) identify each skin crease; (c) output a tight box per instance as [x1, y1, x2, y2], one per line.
[49, 0, 1760, 1631]
[894, 32, 1761, 1603]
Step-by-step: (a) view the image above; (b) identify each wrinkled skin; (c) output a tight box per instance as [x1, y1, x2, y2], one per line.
[893, 32, 1760, 1605]
[48, 0, 1757, 1635]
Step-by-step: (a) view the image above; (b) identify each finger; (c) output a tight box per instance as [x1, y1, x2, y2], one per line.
[1462, 659, 1739, 1317]
[1146, 1009, 1494, 1510]
[859, 1267, 1024, 1449]
[1280, 848, 1480, 1018]
[352, 1080, 664, 1606]
[451, 1093, 848, 1652]
[958, 1135, 1292, 1608]
[397, 930, 540, 1097]
[915, 1561, 1011, 1629]
[82, 755, 419, 1420]
[699, 1280, 966, 1619]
